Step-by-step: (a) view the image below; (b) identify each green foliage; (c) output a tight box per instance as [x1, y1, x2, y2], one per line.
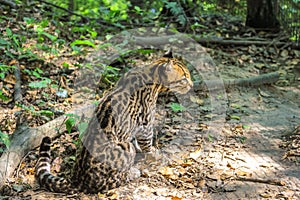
[100, 65, 121, 86]
[70, 39, 96, 48]
[101, 0, 129, 22]
[0, 63, 15, 79]
[28, 78, 52, 89]
[16, 103, 54, 121]
[163, 0, 187, 26]
[207, 133, 214, 142]
[237, 136, 247, 143]
[64, 114, 88, 137]
[65, 117, 76, 134]
[0, 90, 10, 101]
[24, 66, 59, 92]
[0, 131, 10, 152]
[170, 102, 186, 112]
[1, 28, 24, 59]
[23, 17, 65, 55]
[72, 26, 97, 38]
[242, 125, 251, 129]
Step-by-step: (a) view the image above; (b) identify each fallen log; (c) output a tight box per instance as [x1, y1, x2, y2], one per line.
[132, 35, 299, 49]
[193, 71, 280, 92]
[0, 104, 96, 189]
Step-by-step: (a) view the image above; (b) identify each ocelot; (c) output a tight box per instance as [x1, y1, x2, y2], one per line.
[35, 51, 193, 194]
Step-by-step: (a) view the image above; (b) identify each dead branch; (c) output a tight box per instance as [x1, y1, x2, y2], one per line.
[132, 35, 299, 49]
[194, 37, 299, 49]
[0, 104, 96, 189]
[36, 0, 89, 21]
[235, 176, 286, 186]
[195, 72, 280, 91]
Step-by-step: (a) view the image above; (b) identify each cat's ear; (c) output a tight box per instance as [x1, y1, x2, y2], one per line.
[164, 59, 174, 72]
[163, 48, 173, 58]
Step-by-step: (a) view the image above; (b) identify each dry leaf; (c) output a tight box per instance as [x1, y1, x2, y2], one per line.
[159, 166, 174, 176]
[4, 74, 16, 84]
[177, 167, 186, 175]
[259, 163, 273, 168]
[235, 170, 251, 177]
[220, 172, 233, 180]
[190, 95, 204, 105]
[9, 59, 17, 65]
[171, 196, 182, 200]
[226, 162, 235, 170]
[259, 192, 273, 198]
[189, 148, 202, 160]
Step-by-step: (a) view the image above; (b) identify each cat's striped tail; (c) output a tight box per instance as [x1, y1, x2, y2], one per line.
[35, 137, 72, 193]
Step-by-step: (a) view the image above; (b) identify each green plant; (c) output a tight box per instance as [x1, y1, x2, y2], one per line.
[100, 0, 129, 22]
[163, 0, 187, 26]
[64, 114, 88, 139]
[70, 39, 96, 48]
[0, 26, 38, 63]
[1, 28, 23, 58]
[170, 102, 186, 112]
[16, 103, 54, 121]
[100, 65, 121, 85]
[28, 77, 52, 89]
[237, 136, 247, 143]
[207, 133, 214, 142]
[0, 63, 15, 79]
[65, 114, 77, 134]
[23, 67, 43, 78]
[0, 131, 10, 152]
[24, 17, 65, 55]
[0, 90, 10, 101]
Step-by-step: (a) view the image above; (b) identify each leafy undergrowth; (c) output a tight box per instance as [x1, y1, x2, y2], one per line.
[0, 2, 299, 200]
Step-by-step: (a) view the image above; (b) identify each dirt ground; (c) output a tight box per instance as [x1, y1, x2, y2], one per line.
[20, 82, 300, 200]
[1, 46, 299, 199]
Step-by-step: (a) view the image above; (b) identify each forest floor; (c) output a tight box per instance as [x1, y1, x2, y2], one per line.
[0, 6, 299, 199]
[1, 42, 299, 199]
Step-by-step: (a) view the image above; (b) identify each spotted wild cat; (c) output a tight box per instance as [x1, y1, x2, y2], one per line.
[35, 51, 193, 193]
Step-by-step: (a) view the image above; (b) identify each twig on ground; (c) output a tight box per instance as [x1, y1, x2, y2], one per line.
[235, 176, 286, 186]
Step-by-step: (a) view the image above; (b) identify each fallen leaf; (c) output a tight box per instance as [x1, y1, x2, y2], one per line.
[235, 170, 251, 177]
[190, 95, 204, 105]
[226, 162, 236, 170]
[4, 74, 16, 84]
[171, 196, 182, 200]
[189, 148, 202, 160]
[159, 166, 174, 176]
[177, 167, 186, 175]
[259, 192, 273, 198]
[9, 59, 17, 65]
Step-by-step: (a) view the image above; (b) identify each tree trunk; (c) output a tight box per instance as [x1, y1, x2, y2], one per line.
[68, 0, 74, 12]
[246, 0, 280, 29]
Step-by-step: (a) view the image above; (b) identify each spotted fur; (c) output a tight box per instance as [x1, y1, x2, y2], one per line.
[35, 52, 193, 193]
